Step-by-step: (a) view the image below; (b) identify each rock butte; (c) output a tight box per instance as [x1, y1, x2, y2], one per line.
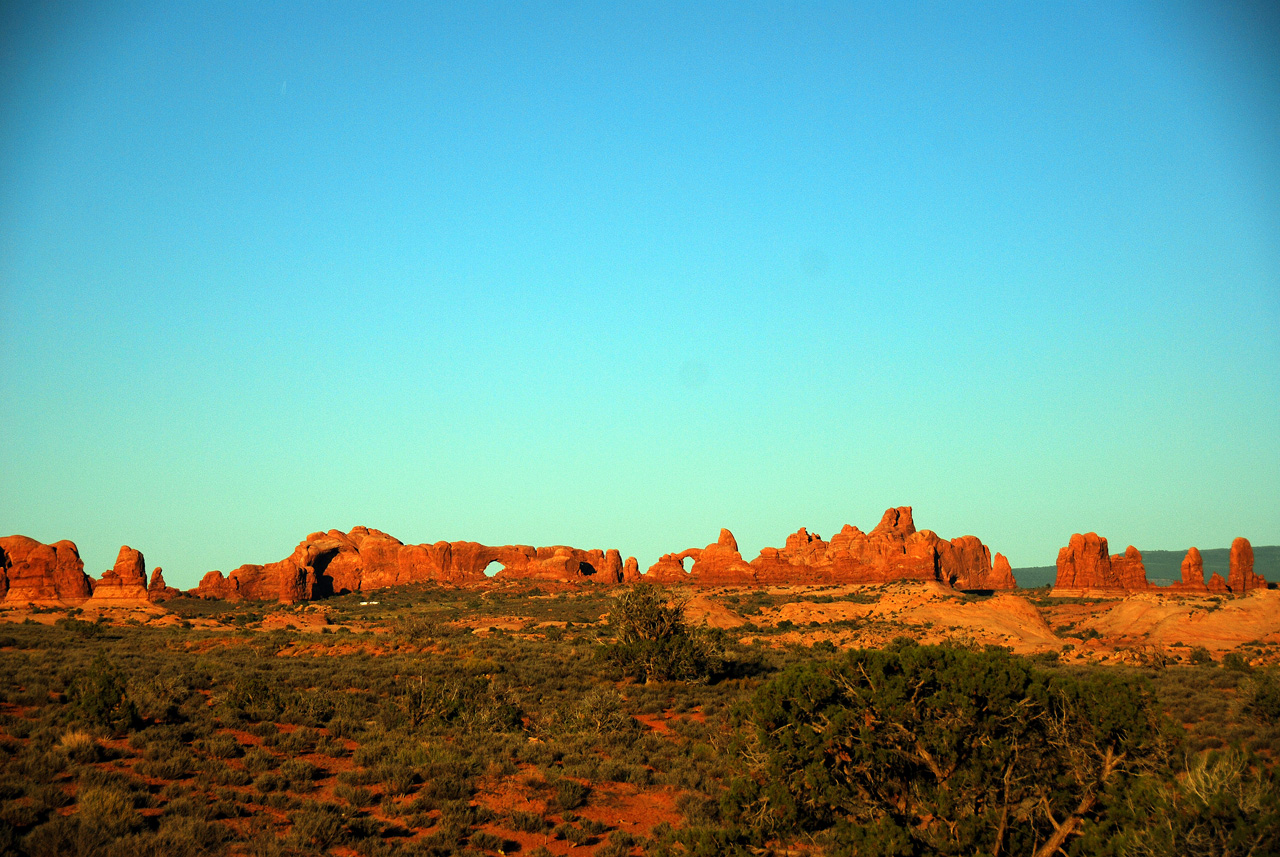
[0, 535, 93, 605]
[85, 545, 151, 606]
[1052, 533, 1267, 597]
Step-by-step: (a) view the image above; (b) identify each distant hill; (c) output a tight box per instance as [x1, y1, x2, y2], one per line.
[1013, 545, 1280, 589]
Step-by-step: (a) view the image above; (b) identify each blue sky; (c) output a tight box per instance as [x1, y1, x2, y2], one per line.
[2, 1, 1277, 588]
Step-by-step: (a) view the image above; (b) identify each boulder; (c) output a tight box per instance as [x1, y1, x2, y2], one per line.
[0, 536, 93, 605]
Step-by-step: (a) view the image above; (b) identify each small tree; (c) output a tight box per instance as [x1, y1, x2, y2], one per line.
[600, 583, 720, 683]
[734, 644, 1162, 856]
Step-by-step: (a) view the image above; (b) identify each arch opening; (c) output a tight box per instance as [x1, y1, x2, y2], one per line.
[483, 560, 504, 578]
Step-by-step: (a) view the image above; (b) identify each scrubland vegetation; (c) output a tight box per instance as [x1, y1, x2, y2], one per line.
[1, 582, 1278, 856]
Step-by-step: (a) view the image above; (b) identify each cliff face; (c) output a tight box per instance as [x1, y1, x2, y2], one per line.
[192, 526, 626, 602]
[647, 507, 1011, 590]
[0, 536, 94, 605]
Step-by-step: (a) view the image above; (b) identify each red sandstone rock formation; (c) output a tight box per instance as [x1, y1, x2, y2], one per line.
[689, 529, 757, 585]
[623, 556, 641, 582]
[647, 508, 1008, 590]
[1111, 545, 1150, 590]
[147, 568, 181, 602]
[1208, 572, 1230, 594]
[1171, 547, 1209, 593]
[87, 546, 152, 605]
[1053, 533, 1151, 593]
[645, 553, 694, 583]
[1229, 537, 1267, 594]
[191, 527, 624, 602]
[0, 536, 94, 605]
[984, 553, 1017, 590]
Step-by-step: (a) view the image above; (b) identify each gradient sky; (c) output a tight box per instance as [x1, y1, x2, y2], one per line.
[2, 1, 1278, 589]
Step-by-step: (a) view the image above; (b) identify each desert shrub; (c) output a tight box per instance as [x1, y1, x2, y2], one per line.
[597, 831, 638, 857]
[556, 822, 593, 846]
[243, 747, 279, 776]
[508, 809, 550, 833]
[146, 814, 231, 857]
[55, 729, 103, 764]
[557, 686, 640, 739]
[1246, 672, 1280, 725]
[394, 673, 522, 734]
[1222, 652, 1250, 672]
[280, 758, 321, 791]
[128, 673, 190, 723]
[737, 644, 1162, 855]
[290, 801, 349, 852]
[1084, 748, 1280, 856]
[136, 750, 197, 780]
[1190, 647, 1215, 666]
[68, 656, 138, 734]
[598, 583, 722, 683]
[468, 831, 506, 851]
[553, 778, 590, 811]
[200, 732, 244, 759]
[222, 674, 284, 722]
[334, 783, 377, 808]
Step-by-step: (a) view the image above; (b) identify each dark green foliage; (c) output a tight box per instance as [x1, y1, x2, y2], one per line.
[1246, 671, 1280, 724]
[69, 656, 138, 733]
[598, 583, 722, 682]
[739, 644, 1161, 855]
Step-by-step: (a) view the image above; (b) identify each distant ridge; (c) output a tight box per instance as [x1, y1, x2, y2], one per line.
[1014, 545, 1280, 589]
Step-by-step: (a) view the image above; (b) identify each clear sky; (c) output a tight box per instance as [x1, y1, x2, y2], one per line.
[2, 1, 1278, 589]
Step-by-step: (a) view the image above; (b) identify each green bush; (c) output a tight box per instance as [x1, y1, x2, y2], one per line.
[69, 656, 138, 734]
[598, 583, 723, 683]
[738, 644, 1161, 855]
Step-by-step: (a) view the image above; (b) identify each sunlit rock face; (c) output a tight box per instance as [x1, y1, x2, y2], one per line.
[1053, 533, 1152, 593]
[647, 507, 1010, 590]
[0, 535, 94, 605]
[191, 526, 626, 602]
[86, 546, 151, 604]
